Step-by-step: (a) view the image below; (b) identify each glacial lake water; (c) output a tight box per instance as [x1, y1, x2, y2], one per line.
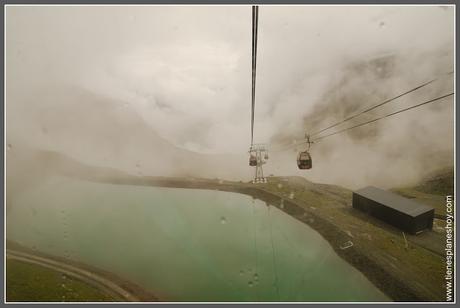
[7, 176, 388, 302]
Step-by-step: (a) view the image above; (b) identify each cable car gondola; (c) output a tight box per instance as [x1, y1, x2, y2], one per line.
[297, 134, 313, 170]
[297, 151, 312, 169]
[249, 154, 257, 166]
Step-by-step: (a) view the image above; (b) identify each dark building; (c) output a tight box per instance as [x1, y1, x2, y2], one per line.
[353, 186, 434, 235]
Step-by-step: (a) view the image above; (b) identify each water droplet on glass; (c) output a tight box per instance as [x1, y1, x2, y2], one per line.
[248, 281, 253, 287]
[239, 270, 244, 275]
[254, 273, 259, 280]
[220, 217, 227, 224]
[289, 192, 295, 199]
[61, 274, 67, 280]
[7, 144, 12, 150]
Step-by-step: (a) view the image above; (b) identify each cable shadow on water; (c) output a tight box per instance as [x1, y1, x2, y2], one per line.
[251, 199, 260, 301]
[267, 205, 281, 301]
[269, 208, 333, 301]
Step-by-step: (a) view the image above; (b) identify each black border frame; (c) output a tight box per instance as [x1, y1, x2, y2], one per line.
[0, 1, 457, 307]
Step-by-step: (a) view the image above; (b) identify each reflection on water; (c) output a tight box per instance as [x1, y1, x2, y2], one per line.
[7, 176, 388, 302]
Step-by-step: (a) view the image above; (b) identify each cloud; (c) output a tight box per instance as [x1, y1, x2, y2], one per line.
[6, 5, 454, 187]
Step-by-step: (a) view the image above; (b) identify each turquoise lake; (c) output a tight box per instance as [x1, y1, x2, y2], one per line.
[7, 176, 389, 302]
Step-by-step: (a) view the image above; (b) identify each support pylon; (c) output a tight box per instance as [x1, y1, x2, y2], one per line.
[250, 144, 268, 184]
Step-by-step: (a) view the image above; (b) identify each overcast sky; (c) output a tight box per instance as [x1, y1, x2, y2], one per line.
[6, 5, 454, 153]
[5, 5, 456, 188]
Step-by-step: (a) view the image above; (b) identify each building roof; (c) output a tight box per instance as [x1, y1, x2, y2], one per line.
[353, 186, 434, 217]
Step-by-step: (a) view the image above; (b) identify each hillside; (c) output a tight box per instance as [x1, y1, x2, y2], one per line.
[6, 85, 248, 181]
[391, 166, 454, 217]
[411, 167, 454, 196]
[6, 148, 450, 301]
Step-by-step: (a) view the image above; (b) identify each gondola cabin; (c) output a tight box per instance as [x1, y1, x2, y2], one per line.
[297, 151, 312, 169]
[249, 154, 257, 166]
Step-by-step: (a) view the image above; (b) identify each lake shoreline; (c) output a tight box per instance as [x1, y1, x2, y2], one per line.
[91, 174, 442, 302]
[8, 173, 444, 302]
[6, 241, 159, 302]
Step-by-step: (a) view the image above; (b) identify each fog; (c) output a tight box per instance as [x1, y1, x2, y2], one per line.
[6, 5, 454, 189]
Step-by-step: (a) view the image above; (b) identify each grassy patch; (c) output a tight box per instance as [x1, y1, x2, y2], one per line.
[6, 259, 116, 302]
[391, 188, 446, 216]
[412, 167, 454, 196]
[248, 176, 445, 301]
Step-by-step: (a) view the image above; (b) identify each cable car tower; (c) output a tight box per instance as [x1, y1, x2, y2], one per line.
[249, 143, 268, 183]
[247, 6, 267, 184]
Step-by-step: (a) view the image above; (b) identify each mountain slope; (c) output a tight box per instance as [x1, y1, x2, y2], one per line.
[6, 84, 249, 181]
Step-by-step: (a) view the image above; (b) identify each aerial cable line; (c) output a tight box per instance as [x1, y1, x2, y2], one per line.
[271, 71, 453, 151]
[311, 92, 454, 142]
[250, 5, 259, 146]
[310, 71, 453, 137]
[270, 92, 454, 152]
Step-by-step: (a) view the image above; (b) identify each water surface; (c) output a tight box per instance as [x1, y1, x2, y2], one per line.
[7, 176, 388, 302]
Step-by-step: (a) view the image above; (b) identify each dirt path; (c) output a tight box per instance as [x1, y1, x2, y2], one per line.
[8, 174, 446, 302]
[6, 249, 151, 302]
